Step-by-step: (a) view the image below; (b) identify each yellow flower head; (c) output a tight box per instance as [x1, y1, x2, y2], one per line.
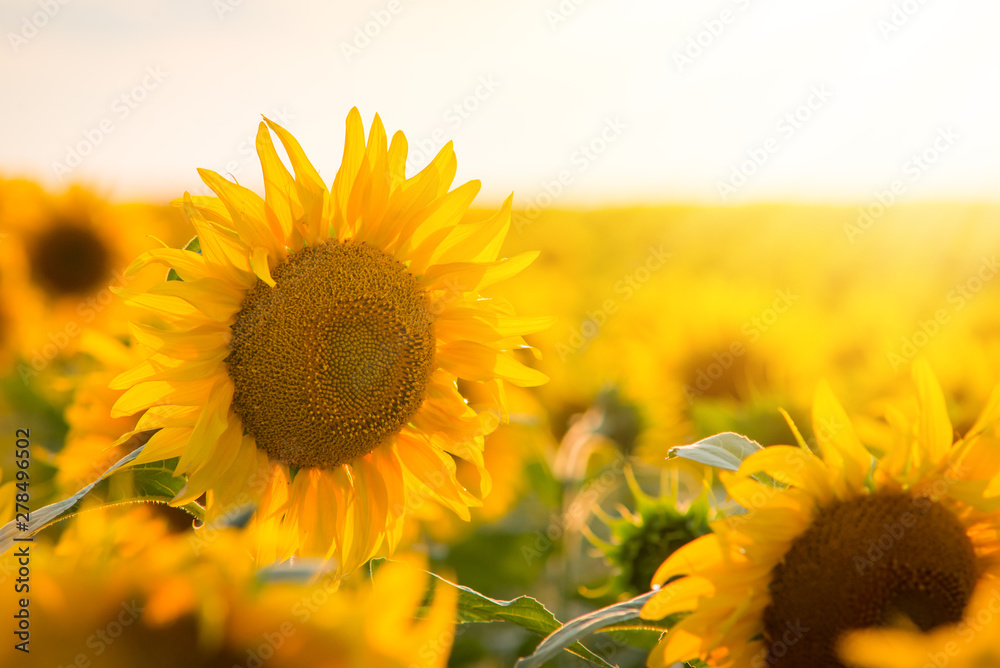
[110, 109, 550, 575]
[55, 329, 146, 494]
[641, 359, 1000, 668]
[1, 506, 456, 668]
[0, 179, 187, 377]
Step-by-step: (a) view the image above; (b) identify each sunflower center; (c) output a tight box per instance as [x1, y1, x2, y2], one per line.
[762, 491, 977, 668]
[29, 221, 111, 297]
[226, 241, 436, 469]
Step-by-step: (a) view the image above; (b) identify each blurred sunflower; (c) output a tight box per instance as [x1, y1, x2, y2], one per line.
[641, 360, 1000, 668]
[2, 506, 457, 668]
[54, 329, 145, 493]
[109, 109, 550, 574]
[0, 179, 187, 378]
[839, 570, 1000, 668]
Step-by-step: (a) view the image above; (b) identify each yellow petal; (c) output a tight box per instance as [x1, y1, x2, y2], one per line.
[912, 358, 954, 463]
[255, 121, 299, 242]
[386, 130, 408, 192]
[641, 576, 716, 619]
[125, 248, 210, 282]
[263, 116, 328, 244]
[147, 278, 244, 322]
[250, 245, 276, 287]
[109, 351, 227, 390]
[176, 378, 233, 474]
[419, 251, 540, 293]
[173, 418, 243, 505]
[345, 457, 388, 568]
[348, 113, 391, 242]
[437, 341, 548, 387]
[649, 534, 724, 585]
[813, 380, 871, 490]
[396, 433, 475, 520]
[428, 194, 512, 266]
[436, 307, 555, 343]
[134, 427, 193, 464]
[197, 168, 282, 256]
[263, 117, 326, 194]
[111, 378, 216, 417]
[331, 107, 367, 238]
[397, 180, 481, 271]
[735, 445, 835, 507]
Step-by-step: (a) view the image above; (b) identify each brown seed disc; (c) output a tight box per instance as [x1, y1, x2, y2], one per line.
[29, 221, 111, 297]
[761, 491, 977, 668]
[226, 241, 436, 468]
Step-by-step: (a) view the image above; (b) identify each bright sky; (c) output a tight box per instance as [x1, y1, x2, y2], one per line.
[2, 0, 998, 207]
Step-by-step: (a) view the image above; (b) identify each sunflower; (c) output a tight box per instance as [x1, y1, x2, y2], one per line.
[109, 109, 549, 575]
[54, 329, 146, 493]
[640, 359, 1000, 668]
[2, 505, 457, 668]
[0, 179, 188, 379]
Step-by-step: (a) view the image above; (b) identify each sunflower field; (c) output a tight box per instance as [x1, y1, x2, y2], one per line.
[4, 2, 1000, 668]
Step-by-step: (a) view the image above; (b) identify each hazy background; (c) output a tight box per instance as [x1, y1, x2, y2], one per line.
[2, 0, 997, 206]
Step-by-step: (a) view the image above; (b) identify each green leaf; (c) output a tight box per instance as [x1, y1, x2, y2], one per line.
[515, 591, 657, 668]
[366, 560, 613, 668]
[429, 572, 615, 668]
[0, 436, 203, 555]
[667, 432, 762, 471]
